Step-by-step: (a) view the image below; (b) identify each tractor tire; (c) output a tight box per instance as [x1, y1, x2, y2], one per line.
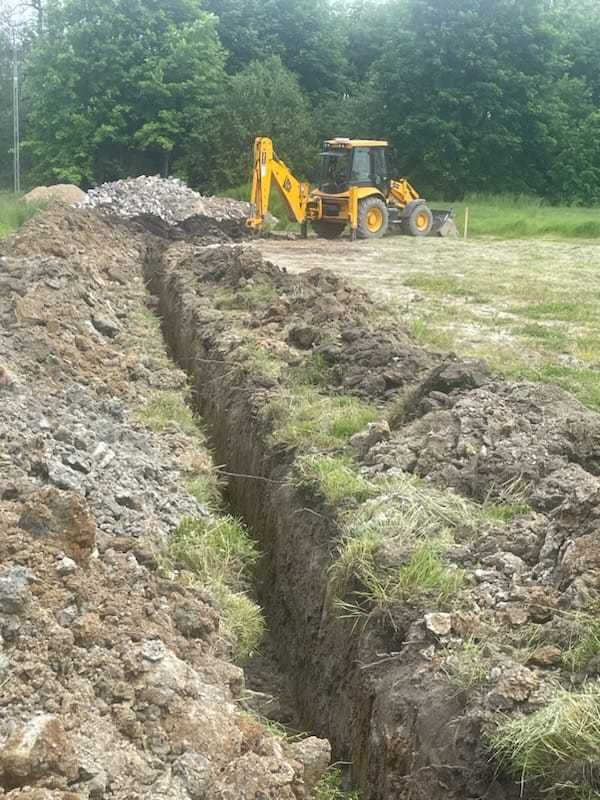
[311, 220, 346, 239]
[404, 203, 433, 237]
[357, 197, 389, 239]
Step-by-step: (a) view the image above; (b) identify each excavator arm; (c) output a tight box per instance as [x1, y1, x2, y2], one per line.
[388, 178, 421, 209]
[246, 137, 310, 230]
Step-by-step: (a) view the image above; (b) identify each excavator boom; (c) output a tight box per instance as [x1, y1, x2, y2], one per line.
[247, 138, 309, 229]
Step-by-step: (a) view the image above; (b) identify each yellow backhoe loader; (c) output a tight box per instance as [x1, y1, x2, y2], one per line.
[246, 137, 455, 239]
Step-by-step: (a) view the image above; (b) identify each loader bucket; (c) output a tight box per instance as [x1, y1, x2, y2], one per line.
[430, 209, 458, 237]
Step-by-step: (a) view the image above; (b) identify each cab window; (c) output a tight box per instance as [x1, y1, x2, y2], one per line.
[371, 148, 388, 191]
[350, 148, 371, 184]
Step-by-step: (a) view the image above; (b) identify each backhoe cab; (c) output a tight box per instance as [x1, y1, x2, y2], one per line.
[246, 136, 455, 239]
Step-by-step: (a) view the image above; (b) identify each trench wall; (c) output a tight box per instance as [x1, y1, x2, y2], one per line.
[144, 244, 516, 800]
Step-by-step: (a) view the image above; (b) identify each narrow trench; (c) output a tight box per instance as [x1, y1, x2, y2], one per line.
[143, 246, 365, 795]
[141, 239, 524, 800]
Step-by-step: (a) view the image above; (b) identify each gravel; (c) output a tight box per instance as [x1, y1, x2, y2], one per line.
[79, 175, 252, 225]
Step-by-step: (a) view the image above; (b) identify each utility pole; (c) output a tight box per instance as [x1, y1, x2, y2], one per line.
[11, 25, 20, 193]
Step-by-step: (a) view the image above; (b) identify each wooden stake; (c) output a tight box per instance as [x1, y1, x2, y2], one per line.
[464, 207, 470, 240]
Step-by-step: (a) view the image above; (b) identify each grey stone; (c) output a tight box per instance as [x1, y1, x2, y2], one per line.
[0, 566, 32, 614]
[141, 639, 167, 662]
[424, 612, 452, 637]
[91, 314, 120, 338]
[56, 604, 78, 627]
[172, 751, 212, 799]
[56, 556, 78, 576]
[88, 768, 108, 798]
[48, 461, 84, 492]
[288, 736, 330, 793]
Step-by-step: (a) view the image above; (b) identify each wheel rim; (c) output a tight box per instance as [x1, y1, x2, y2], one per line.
[415, 211, 430, 232]
[366, 207, 383, 233]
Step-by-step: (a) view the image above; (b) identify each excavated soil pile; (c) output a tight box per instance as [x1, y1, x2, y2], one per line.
[0, 208, 330, 800]
[146, 239, 600, 800]
[154, 241, 440, 401]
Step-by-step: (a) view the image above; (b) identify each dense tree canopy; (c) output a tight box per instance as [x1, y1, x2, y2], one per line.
[23, 0, 225, 185]
[1, 0, 600, 201]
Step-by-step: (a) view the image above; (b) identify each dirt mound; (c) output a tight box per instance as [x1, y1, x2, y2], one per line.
[161, 243, 438, 399]
[23, 185, 87, 205]
[0, 207, 329, 799]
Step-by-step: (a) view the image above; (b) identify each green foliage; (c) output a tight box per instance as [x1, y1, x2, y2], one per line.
[445, 639, 488, 690]
[162, 516, 264, 660]
[490, 683, 600, 798]
[214, 282, 278, 311]
[202, 0, 348, 94]
[24, 0, 226, 186]
[137, 391, 200, 436]
[187, 472, 222, 513]
[270, 386, 379, 450]
[313, 768, 359, 800]
[0, 194, 45, 237]
[482, 502, 531, 523]
[336, 539, 465, 624]
[211, 56, 316, 189]
[563, 612, 600, 673]
[361, 0, 584, 199]
[296, 454, 376, 505]
[6, 0, 600, 204]
[212, 585, 266, 661]
[167, 516, 259, 586]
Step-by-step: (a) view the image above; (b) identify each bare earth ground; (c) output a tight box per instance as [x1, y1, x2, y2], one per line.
[256, 235, 600, 409]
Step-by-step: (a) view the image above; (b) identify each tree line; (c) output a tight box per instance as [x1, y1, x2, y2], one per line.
[1, 0, 600, 202]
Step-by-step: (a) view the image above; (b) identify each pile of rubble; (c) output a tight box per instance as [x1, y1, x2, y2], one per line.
[0, 208, 330, 800]
[79, 176, 252, 225]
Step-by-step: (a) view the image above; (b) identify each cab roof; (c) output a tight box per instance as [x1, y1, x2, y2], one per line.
[325, 137, 388, 148]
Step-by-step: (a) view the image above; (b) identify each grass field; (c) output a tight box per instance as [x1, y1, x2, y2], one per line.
[435, 193, 600, 239]
[0, 194, 43, 238]
[226, 183, 600, 240]
[256, 233, 600, 411]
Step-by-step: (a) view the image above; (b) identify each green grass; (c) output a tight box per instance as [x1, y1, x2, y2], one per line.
[445, 638, 488, 690]
[288, 352, 330, 387]
[313, 768, 359, 800]
[332, 470, 489, 593]
[0, 193, 46, 238]
[161, 516, 264, 661]
[490, 683, 600, 798]
[268, 386, 379, 450]
[398, 256, 600, 411]
[482, 502, 531, 523]
[215, 282, 279, 311]
[563, 612, 600, 673]
[330, 471, 502, 621]
[187, 472, 222, 513]
[234, 341, 284, 379]
[336, 539, 465, 625]
[508, 363, 600, 412]
[405, 273, 490, 304]
[295, 454, 376, 505]
[136, 391, 201, 436]
[166, 516, 258, 588]
[436, 193, 600, 239]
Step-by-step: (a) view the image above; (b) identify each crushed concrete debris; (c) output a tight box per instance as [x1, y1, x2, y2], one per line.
[79, 175, 253, 225]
